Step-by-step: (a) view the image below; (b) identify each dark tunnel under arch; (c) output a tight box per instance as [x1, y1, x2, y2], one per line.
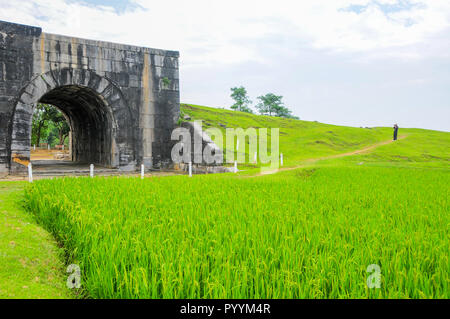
[38, 85, 115, 166]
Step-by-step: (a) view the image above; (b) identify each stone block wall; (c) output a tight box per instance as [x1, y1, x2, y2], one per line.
[0, 20, 180, 174]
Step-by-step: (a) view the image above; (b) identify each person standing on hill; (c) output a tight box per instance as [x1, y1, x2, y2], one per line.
[393, 124, 399, 141]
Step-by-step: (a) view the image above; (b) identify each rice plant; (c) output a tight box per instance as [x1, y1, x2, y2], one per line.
[24, 166, 449, 298]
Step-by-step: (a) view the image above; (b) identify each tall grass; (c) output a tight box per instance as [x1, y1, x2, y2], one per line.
[25, 166, 449, 298]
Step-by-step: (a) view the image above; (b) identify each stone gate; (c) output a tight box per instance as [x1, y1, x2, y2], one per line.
[0, 20, 180, 174]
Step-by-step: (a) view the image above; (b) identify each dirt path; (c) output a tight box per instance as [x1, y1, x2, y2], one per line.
[258, 135, 408, 176]
[30, 149, 70, 161]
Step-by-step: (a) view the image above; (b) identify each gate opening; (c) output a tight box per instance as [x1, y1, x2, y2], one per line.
[12, 84, 120, 175]
[31, 103, 71, 162]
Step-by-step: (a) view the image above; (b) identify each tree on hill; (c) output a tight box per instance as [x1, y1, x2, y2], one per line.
[230, 86, 253, 113]
[275, 104, 299, 120]
[256, 93, 281, 116]
[256, 93, 298, 119]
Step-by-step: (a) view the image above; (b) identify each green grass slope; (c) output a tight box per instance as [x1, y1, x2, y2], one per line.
[320, 128, 450, 169]
[181, 104, 449, 169]
[0, 182, 71, 298]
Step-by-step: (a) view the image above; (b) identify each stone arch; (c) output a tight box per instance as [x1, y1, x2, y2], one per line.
[9, 68, 136, 172]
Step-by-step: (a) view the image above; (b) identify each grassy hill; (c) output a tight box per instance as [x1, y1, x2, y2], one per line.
[181, 103, 449, 169]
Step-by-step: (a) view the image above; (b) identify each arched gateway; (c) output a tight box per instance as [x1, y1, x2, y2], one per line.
[0, 20, 180, 174]
[10, 69, 134, 172]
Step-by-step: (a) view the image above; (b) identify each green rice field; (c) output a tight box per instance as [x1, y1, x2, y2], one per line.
[24, 165, 449, 298]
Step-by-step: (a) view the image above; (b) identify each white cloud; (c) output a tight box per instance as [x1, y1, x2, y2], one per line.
[0, 0, 449, 66]
[1, 0, 449, 130]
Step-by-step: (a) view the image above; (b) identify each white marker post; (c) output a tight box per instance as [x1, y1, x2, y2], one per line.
[90, 164, 94, 178]
[254, 152, 257, 164]
[48, 144, 50, 150]
[234, 161, 238, 173]
[236, 139, 239, 151]
[28, 163, 33, 183]
[188, 162, 192, 177]
[280, 153, 284, 166]
[141, 164, 145, 179]
[33, 144, 36, 151]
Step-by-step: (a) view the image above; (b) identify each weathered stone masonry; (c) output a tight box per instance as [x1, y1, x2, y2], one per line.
[0, 20, 180, 174]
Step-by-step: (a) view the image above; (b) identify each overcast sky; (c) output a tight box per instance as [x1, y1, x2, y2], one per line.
[1, 0, 449, 131]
